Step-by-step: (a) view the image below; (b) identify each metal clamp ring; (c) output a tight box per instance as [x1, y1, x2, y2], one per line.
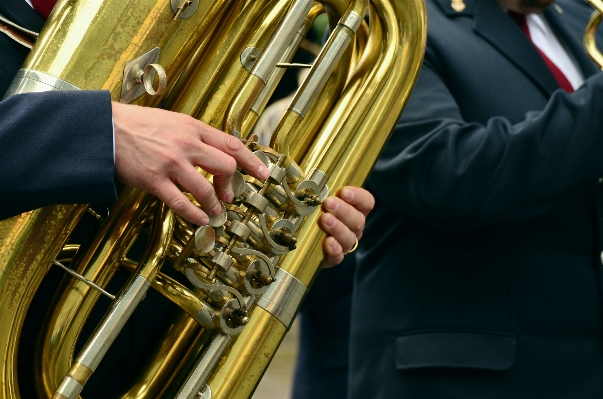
[142, 63, 167, 96]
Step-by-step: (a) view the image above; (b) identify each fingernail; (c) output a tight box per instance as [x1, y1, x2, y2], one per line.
[341, 187, 354, 201]
[329, 239, 337, 250]
[199, 217, 209, 225]
[210, 203, 222, 216]
[324, 197, 339, 212]
[324, 214, 336, 228]
[259, 165, 269, 180]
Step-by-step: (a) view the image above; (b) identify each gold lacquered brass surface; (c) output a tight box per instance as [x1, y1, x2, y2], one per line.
[207, 306, 288, 398]
[38, 189, 152, 398]
[0, 205, 85, 399]
[0, 0, 427, 397]
[205, 0, 426, 397]
[167, 0, 287, 125]
[25, 0, 227, 101]
[586, 0, 603, 69]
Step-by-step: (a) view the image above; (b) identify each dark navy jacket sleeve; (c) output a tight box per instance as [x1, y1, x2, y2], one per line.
[368, 64, 603, 230]
[366, 1, 603, 231]
[0, 90, 118, 219]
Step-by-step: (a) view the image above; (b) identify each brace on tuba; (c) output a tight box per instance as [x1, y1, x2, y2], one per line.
[0, 0, 426, 398]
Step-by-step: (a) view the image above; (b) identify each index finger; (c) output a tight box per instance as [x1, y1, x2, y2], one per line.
[337, 186, 375, 217]
[198, 124, 269, 180]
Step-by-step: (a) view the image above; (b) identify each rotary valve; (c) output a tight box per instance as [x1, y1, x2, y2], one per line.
[172, 137, 328, 336]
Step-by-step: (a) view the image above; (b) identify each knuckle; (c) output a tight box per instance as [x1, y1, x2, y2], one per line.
[175, 132, 197, 149]
[213, 176, 232, 191]
[168, 196, 190, 213]
[195, 182, 216, 201]
[355, 218, 365, 233]
[223, 135, 242, 153]
[162, 149, 182, 170]
[223, 156, 237, 173]
[184, 115, 201, 131]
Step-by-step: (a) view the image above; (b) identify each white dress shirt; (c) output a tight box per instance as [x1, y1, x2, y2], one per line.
[526, 13, 585, 90]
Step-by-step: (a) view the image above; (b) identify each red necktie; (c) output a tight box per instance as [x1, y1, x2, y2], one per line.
[30, 0, 57, 20]
[508, 11, 574, 93]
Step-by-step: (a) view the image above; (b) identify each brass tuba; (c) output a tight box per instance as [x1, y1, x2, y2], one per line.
[586, 0, 603, 68]
[0, 0, 426, 398]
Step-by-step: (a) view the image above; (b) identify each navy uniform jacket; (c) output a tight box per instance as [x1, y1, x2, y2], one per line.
[0, 0, 117, 220]
[293, 258, 354, 399]
[351, 0, 603, 398]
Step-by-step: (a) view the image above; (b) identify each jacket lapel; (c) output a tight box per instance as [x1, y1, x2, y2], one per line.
[0, 0, 45, 32]
[472, 0, 560, 97]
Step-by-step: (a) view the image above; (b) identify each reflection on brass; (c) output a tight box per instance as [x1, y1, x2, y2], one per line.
[52, 261, 116, 300]
[0, 0, 427, 398]
[0, 14, 38, 49]
[275, 62, 314, 68]
[585, 0, 603, 68]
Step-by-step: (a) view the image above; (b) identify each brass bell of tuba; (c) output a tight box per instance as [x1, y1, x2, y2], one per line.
[0, 0, 426, 398]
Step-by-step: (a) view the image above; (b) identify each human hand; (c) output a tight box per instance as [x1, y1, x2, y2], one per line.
[319, 186, 375, 268]
[112, 102, 269, 225]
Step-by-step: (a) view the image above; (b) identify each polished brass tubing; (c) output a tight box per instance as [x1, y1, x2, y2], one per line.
[5, 1, 235, 394]
[291, 19, 359, 117]
[293, 0, 426, 284]
[226, 0, 320, 137]
[154, 278, 215, 330]
[351, 19, 369, 71]
[585, 0, 603, 68]
[272, 7, 366, 157]
[167, 0, 278, 121]
[121, 258, 218, 329]
[38, 189, 152, 398]
[67, 362, 93, 388]
[2, 0, 427, 397]
[205, 1, 426, 397]
[51, 204, 174, 398]
[244, 3, 326, 134]
[52, 276, 151, 399]
[174, 332, 231, 399]
[120, 313, 203, 399]
[249, 6, 319, 115]
[588, 0, 603, 16]
[0, 205, 86, 399]
[205, 307, 287, 399]
[153, 328, 216, 398]
[268, 11, 355, 162]
[56, 244, 81, 264]
[251, 0, 314, 82]
[18, 0, 227, 105]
